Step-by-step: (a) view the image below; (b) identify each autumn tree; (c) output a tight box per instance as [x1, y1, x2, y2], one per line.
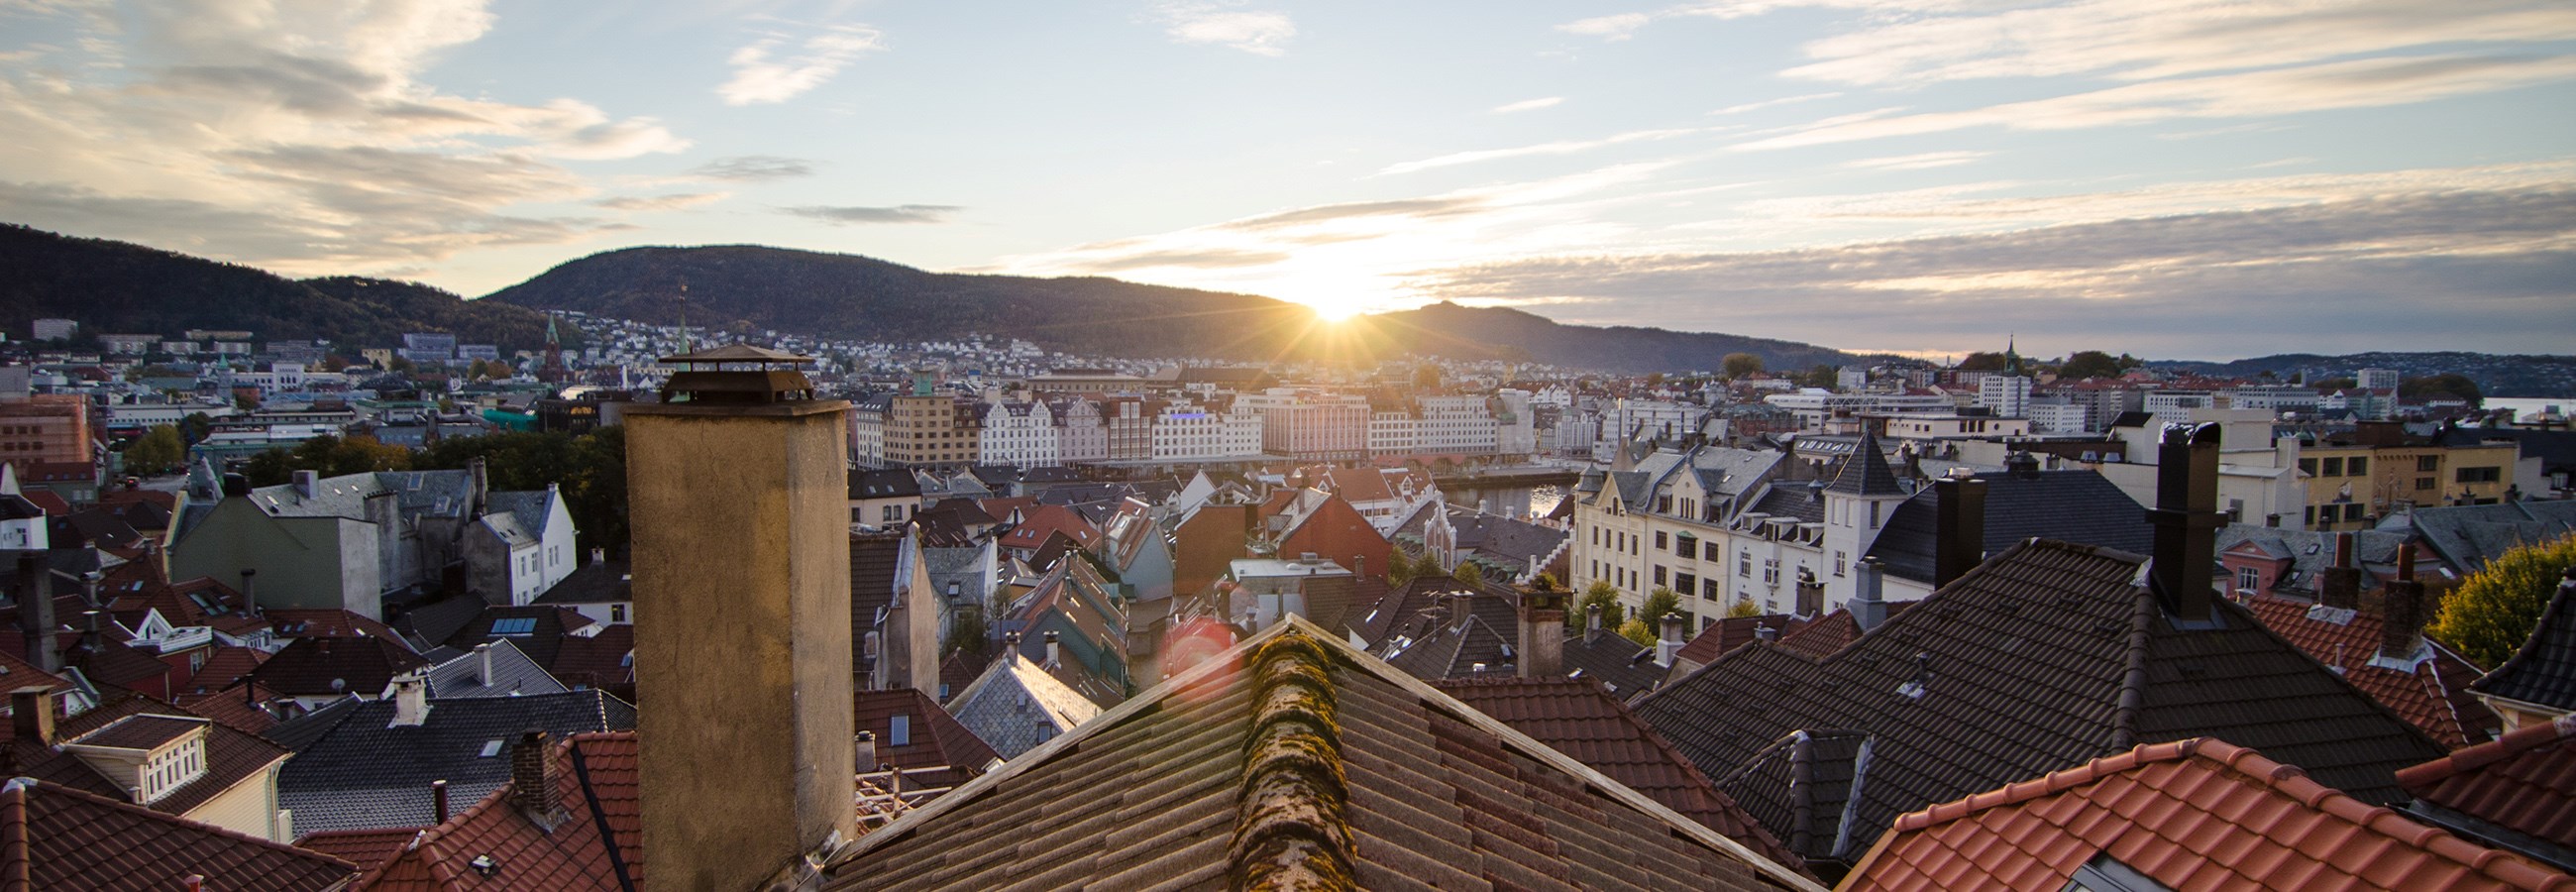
[2056, 351, 2126, 380]
[1450, 560, 1484, 588]
[2429, 534, 2576, 668]
[1721, 353, 1764, 380]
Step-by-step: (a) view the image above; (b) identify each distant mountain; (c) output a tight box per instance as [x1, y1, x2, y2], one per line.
[0, 224, 562, 354]
[2149, 351, 2576, 398]
[482, 244, 1870, 373]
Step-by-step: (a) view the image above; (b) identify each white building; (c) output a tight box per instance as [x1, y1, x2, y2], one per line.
[1149, 400, 1262, 460]
[1977, 375, 2033, 417]
[2027, 399, 2092, 434]
[978, 400, 1061, 468]
[1052, 397, 1108, 464]
[2356, 368, 2402, 391]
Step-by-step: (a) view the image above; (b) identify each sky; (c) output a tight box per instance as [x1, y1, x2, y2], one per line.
[1, 0, 2571, 362]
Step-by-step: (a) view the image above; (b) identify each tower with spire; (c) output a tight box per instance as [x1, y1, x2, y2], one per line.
[538, 313, 571, 385]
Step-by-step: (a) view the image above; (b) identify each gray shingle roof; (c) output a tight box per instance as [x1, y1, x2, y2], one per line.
[1634, 539, 2449, 869]
[2469, 571, 2576, 714]
[1861, 470, 2155, 585]
[1825, 430, 1904, 497]
[275, 690, 637, 835]
[945, 653, 1103, 759]
[422, 638, 569, 699]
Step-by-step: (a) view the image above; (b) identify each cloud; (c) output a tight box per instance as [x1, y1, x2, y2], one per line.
[0, 0, 688, 279]
[1711, 91, 1842, 115]
[779, 204, 961, 224]
[1492, 96, 1565, 114]
[688, 156, 818, 181]
[1844, 150, 1987, 170]
[1084, 248, 1292, 272]
[718, 25, 883, 105]
[594, 191, 730, 212]
[1403, 184, 2576, 357]
[1557, 13, 1653, 40]
[1378, 127, 1710, 175]
[1734, 54, 2576, 151]
[1151, 3, 1295, 56]
[1218, 197, 1486, 231]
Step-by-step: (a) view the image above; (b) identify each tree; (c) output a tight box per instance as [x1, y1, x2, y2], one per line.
[2401, 374, 2484, 407]
[1450, 560, 1484, 588]
[178, 412, 214, 447]
[1390, 549, 1422, 589]
[1412, 365, 1442, 390]
[2313, 377, 2358, 390]
[1801, 364, 1839, 389]
[1721, 353, 1763, 380]
[1726, 597, 1764, 618]
[2057, 350, 2125, 380]
[943, 604, 991, 662]
[2429, 534, 2576, 669]
[124, 424, 184, 474]
[1956, 352, 2008, 372]
[1645, 373, 1665, 389]
[1567, 581, 1627, 633]
[1639, 587, 1686, 627]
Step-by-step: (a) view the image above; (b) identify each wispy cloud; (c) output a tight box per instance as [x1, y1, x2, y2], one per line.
[1844, 150, 1987, 170]
[1151, 2, 1295, 56]
[1711, 91, 1842, 115]
[687, 156, 818, 181]
[1556, 12, 1653, 41]
[718, 24, 883, 105]
[594, 191, 730, 212]
[1378, 127, 1710, 175]
[779, 204, 961, 224]
[1735, 54, 2576, 151]
[1405, 178, 2576, 357]
[1492, 96, 1564, 114]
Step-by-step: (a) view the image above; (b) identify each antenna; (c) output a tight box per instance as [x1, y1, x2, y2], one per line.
[677, 277, 692, 354]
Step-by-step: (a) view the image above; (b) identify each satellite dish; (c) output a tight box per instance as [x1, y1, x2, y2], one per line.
[330, 678, 346, 692]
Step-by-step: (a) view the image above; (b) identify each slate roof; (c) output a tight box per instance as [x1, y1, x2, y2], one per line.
[441, 606, 596, 669]
[2244, 595, 2501, 748]
[2216, 522, 2413, 599]
[275, 689, 637, 835]
[527, 559, 631, 607]
[1825, 430, 1904, 497]
[2399, 716, 2576, 873]
[1432, 676, 1810, 876]
[1347, 574, 1484, 647]
[421, 638, 570, 699]
[248, 634, 428, 699]
[850, 533, 905, 675]
[853, 687, 1001, 789]
[821, 619, 1820, 891]
[849, 468, 922, 500]
[546, 623, 635, 696]
[1861, 471, 2155, 585]
[2395, 500, 2576, 576]
[1562, 625, 1665, 697]
[2473, 571, 2576, 716]
[2, 694, 292, 820]
[1841, 737, 2574, 892]
[0, 777, 355, 891]
[1634, 539, 2451, 869]
[945, 653, 1103, 759]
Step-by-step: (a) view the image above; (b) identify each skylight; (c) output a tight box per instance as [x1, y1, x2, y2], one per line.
[479, 739, 504, 757]
[489, 617, 537, 636]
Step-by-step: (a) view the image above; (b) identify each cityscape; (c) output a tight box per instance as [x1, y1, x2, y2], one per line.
[1, 1, 2574, 891]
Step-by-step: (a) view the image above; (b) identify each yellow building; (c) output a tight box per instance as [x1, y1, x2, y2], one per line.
[2300, 423, 2518, 530]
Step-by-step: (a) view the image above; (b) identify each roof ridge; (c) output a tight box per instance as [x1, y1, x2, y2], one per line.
[10, 776, 361, 871]
[2395, 714, 2576, 789]
[1227, 631, 1355, 891]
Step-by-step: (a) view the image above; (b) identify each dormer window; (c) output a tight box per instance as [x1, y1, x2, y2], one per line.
[140, 735, 209, 802]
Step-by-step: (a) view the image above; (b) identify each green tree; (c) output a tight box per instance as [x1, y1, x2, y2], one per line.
[1617, 617, 1655, 647]
[1721, 353, 1763, 380]
[2429, 534, 2576, 668]
[943, 604, 991, 662]
[1390, 549, 1421, 589]
[240, 434, 413, 487]
[1645, 373, 1665, 389]
[1639, 587, 1686, 627]
[2401, 374, 2484, 407]
[2057, 350, 2125, 380]
[1801, 364, 1839, 389]
[1956, 352, 2008, 372]
[1567, 581, 1627, 633]
[1726, 597, 1764, 618]
[415, 426, 630, 555]
[2314, 377, 2358, 390]
[178, 412, 214, 447]
[1450, 560, 1484, 588]
[124, 424, 184, 474]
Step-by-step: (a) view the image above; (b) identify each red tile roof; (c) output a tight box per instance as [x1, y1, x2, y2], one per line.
[1673, 613, 1810, 668]
[2246, 595, 2502, 748]
[2398, 716, 2576, 863]
[268, 609, 407, 643]
[852, 688, 1001, 789]
[294, 825, 422, 887]
[994, 503, 1099, 552]
[171, 684, 281, 736]
[1843, 737, 2576, 892]
[362, 730, 637, 891]
[1432, 676, 1811, 876]
[0, 777, 355, 891]
[1771, 603, 1917, 660]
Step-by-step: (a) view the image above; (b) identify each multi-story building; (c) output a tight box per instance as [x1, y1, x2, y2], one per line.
[2298, 421, 2522, 530]
[1413, 394, 1499, 456]
[882, 386, 978, 471]
[849, 393, 890, 467]
[0, 393, 94, 470]
[1051, 397, 1108, 464]
[2223, 386, 2322, 413]
[1492, 390, 1537, 457]
[1762, 391, 1952, 430]
[2143, 390, 2218, 416]
[1234, 389, 1368, 461]
[1977, 375, 2032, 417]
[2356, 368, 2402, 391]
[2027, 399, 2091, 434]
[1102, 395, 1160, 461]
[977, 400, 1060, 468]
[1148, 399, 1261, 461]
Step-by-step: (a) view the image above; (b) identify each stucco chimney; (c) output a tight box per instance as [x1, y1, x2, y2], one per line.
[468, 457, 488, 518]
[1042, 630, 1060, 668]
[1932, 477, 1987, 589]
[292, 469, 319, 500]
[853, 730, 878, 774]
[2147, 422, 2224, 624]
[1852, 558, 1889, 633]
[2318, 533, 2362, 611]
[1655, 613, 1685, 667]
[1516, 584, 1566, 678]
[628, 347, 855, 891]
[474, 642, 496, 686]
[388, 671, 431, 726]
[1584, 603, 1604, 642]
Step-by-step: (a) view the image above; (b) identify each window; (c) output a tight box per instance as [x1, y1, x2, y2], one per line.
[2456, 466, 2501, 484]
[1739, 551, 1752, 577]
[1834, 551, 1847, 577]
[2236, 566, 2259, 593]
[489, 617, 537, 636]
[610, 604, 627, 622]
[1674, 533, 1695, 557]
[2298, 458, 2317, 475]
[2418, 455, 2440, 472]
[889, 715, 911, 746]
[2304, 506, 2316, 525]
[1653, 566, 1666, 586]
[2348, 457, 2368, 476]
[1704, 541, 1723, 561]
[2343, 503, 2366, 521]
[1703, 579, 1723, 601]
[1869, 502, 1881, 528]
[1655, 531, 1668, 550]
[1675, 573, 1697, 596]
[2417, 477, 2436, 491]
[2321, 457, 2343, 476]
[2063, 853, 2176, 892]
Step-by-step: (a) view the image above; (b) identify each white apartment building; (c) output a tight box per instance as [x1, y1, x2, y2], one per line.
[1149, 400, 1263, 460]
[1234, 389, 1369, 461]
[2027, 399, 2092, 434]
[1977, 375, 2032, 417]
[978, 400, 1061, 468]
[1052, 398, 1109, 463]
[1764, 390, 1955, 430]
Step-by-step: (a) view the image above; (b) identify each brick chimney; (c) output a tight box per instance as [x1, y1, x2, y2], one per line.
[628, 346, 854, 891]
[1932, 477, 1988, 589]
[1515, 582, 1565, 678]
[10, 687, 54, 746]
[2318, 532, 2361, 611]
[2147, 422, 2224, 624]
[1852, 558, 1888, 632]
[2376, 543, 2429, 666]
[509, 729, 564, 828]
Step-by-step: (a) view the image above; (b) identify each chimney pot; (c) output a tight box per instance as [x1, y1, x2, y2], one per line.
[2378, 543, 2429, 663]
[431, 779, 450, 824]
[2319, 532, 2361, 611]
[390, 671, 431, 726]
[2147, 422, 2223, 623]
[475, 642, 495, 686]
[1755, 624, 1778, 642]
[1042, 630, 1060, 667]
[854, 730, 877, 774]
[1853, 559, 1889, 632]
[1655, 613, 1686, 668]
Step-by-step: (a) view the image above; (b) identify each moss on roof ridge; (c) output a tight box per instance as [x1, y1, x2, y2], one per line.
[1228, 631, 1355, 892]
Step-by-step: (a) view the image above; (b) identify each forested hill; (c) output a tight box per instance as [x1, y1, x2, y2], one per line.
[481, 244, 1869, 372]
[0, 224, 560, 352]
